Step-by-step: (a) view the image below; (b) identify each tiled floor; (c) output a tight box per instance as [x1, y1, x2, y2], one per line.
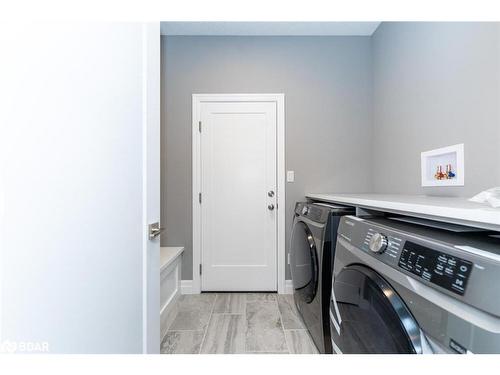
[161, 293, 319, 354]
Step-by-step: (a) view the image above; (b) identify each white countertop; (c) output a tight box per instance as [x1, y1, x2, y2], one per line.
[306, 193, 500, 231]
[160, 246, 184, 273]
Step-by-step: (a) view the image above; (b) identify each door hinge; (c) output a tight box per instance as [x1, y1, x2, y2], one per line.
[198, 192, 202, 204]
[199, 264, 202, 275]
[198, 121, 202, 132]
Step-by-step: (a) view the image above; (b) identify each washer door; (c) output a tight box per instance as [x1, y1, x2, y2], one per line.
[290, 220, 319, 303]
[330, 264, 421, 354]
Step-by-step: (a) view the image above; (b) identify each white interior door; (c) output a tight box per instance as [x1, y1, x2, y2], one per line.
[200, 101, 277, 291]
[0, 22, 160, 353]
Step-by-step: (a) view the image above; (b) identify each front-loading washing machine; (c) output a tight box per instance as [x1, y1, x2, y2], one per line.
[330, 215, 500, 354]
[289, 202, 354, 353]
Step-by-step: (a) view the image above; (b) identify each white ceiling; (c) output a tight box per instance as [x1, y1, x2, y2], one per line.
[160, 22, 381, 36]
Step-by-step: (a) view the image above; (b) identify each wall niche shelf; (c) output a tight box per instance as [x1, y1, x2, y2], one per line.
[421, 144, 464, 187]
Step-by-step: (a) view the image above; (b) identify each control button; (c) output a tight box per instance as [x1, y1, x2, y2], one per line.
[452, 284, 464, 293]
[459, 265, 468, 273]
[422, 271, 431, 280]
[454, 278, 464, 287]
[438, 255, 447, 263]
[448, 259, 457, 266]
[445, 267, 454, 275]
[436, 264, 444, 271]
[368, 233, 388, 254]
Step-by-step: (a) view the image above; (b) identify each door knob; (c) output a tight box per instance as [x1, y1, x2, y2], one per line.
[268, 190, 275, 197]
[268, 204, 275, 211]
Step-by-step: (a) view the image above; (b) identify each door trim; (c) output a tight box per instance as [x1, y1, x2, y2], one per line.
[192, 93, 286, 294]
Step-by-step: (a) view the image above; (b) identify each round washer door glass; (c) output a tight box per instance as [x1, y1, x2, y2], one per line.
[290, 220, 318, 303]
[330, 265, 420, 354]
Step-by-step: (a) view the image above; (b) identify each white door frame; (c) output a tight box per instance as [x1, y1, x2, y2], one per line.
[192, 93, 286, 294]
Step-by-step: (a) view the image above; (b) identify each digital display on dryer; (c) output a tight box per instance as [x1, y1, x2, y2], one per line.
[398, 241, 473, 296]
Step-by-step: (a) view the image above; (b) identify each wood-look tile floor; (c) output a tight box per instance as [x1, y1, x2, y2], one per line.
[161, 293, 319, 354]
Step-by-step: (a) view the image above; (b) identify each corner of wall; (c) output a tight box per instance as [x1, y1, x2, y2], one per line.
[367, 24, 378, 193]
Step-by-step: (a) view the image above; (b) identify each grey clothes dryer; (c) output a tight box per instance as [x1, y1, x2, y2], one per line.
[289, 202, 354, 354]
[330, 215, 500, 354]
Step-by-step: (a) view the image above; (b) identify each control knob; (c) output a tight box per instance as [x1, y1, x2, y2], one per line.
[369, 233, 388, 254]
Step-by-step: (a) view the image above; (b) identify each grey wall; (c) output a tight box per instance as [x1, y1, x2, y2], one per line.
[372, 22, 500, 197]
[161, 36, 373, 279]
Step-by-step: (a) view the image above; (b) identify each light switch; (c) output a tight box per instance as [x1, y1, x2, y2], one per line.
[287, 170, 295, 182]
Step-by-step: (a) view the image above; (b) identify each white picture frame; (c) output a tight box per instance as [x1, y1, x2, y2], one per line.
[421, 144, 465, 187]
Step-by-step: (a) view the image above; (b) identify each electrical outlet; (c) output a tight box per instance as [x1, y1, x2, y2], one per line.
[286, 170, 295, 182]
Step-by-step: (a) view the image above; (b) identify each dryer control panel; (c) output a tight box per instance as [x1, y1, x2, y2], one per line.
[398, 241, 473, 296]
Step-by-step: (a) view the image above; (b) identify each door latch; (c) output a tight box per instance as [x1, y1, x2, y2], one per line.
[148, 222, 165, 240]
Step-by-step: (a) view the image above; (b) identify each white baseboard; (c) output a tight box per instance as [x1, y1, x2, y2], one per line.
[181, 280, 196, 294]
[284, 279, 293, 294]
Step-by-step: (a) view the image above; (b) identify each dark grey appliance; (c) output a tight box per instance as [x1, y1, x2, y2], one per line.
[330, 215, 500, 354]
[289, 202, 354, 354]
